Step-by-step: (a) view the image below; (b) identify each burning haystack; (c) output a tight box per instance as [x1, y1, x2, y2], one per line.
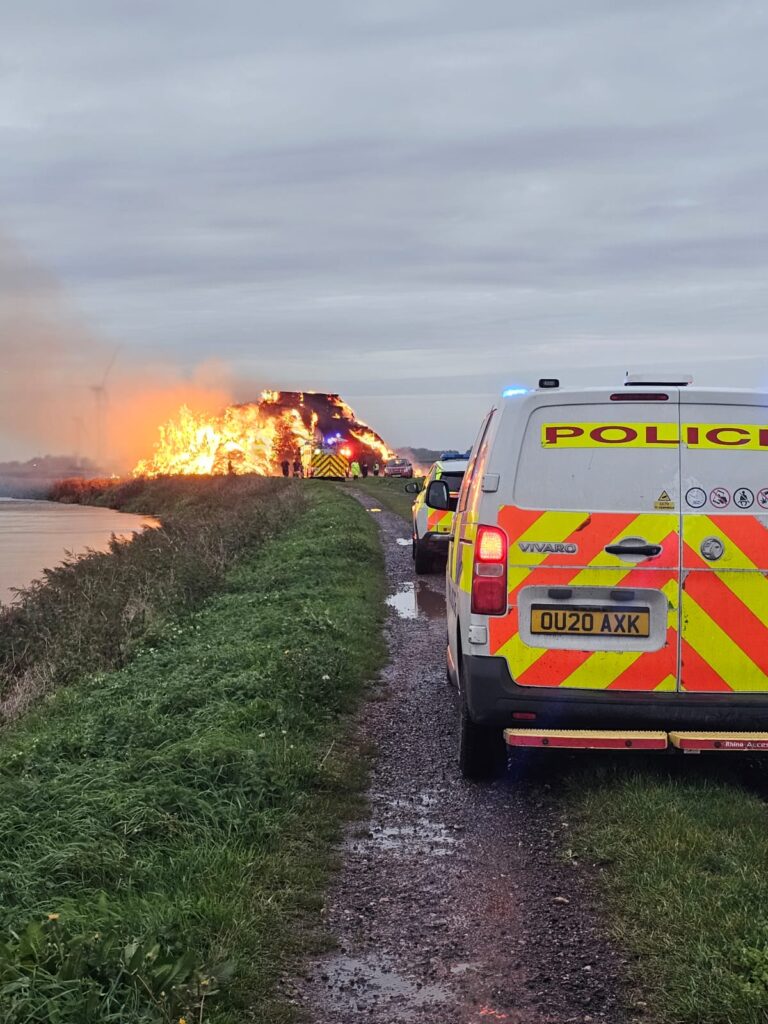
[133, 391, 394, 477]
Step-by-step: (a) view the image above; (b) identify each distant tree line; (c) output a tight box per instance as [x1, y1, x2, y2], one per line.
[0, 455, 99, 499]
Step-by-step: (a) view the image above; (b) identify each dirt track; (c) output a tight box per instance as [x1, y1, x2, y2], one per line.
[293, 494, 627, 1023]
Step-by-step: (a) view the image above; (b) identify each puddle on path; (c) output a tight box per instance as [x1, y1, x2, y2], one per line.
[318, 953, 449, 1016]
[386, 582, 445, 620]
[366, 822, 457, 856]
[361, 788, 458, 857]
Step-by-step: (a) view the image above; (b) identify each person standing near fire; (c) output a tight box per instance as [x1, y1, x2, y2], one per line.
[373, 461, 380, 476]
[361, 460, 369, 478]
[280, 458, 290, 477]
[350, 459, 361, 479]
[292, 455, 302, 477]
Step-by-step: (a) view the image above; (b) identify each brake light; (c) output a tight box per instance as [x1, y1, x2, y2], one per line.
[477, 528, 505, 561]
[472, 525, 508, 615]
[610, 392, 669, 401]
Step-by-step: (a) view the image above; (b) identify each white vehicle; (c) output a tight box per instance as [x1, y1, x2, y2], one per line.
[406, 456, 469, 574]
[439, 376, 768, 779]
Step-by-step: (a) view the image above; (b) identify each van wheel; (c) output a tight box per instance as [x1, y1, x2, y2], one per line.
[458, 698, 507, 781]
[414, 539, 433, 575]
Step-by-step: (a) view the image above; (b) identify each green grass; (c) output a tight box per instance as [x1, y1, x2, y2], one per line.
[2, 477, 300, 718]
[569, 761, 768, 1023]
[0, 485, 386, 1022]
[348, 475, 420, 522]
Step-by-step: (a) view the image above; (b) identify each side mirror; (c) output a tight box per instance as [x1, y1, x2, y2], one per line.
[425, 479, 450, 510]
[404, 481, 420, 493]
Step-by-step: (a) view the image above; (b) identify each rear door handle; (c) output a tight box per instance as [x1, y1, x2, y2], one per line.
[605, 543, 662, 557]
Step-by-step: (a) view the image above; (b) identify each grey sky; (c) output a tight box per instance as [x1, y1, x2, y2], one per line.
[2, 0, 768, 453]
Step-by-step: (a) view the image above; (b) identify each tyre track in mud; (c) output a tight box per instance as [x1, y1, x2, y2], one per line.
[292, 493, 627, 1024]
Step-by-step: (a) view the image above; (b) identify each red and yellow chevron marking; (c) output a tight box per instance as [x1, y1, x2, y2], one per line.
[681, 514, 768, 693]
[427, 509, 454, 534]
[488, 506, 679, 692]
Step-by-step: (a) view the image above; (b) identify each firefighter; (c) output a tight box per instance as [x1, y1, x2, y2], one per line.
[350, 460, 362, 479]
[373, 461, 380, 476]
[361, 459, 369, 478]
[292, 456, 302, 477]
[281, 458, 290, 477]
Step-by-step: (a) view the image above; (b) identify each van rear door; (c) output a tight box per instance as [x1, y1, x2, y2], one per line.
[679, 392, 768, 692]
[490, 391, 682, 692]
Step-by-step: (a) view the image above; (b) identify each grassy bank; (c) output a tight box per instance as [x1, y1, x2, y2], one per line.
[349, 476, 417, 521]
[1, 476, 298, 720]
[0, 483, 386, 1022]
[569, 761, 768, 1023]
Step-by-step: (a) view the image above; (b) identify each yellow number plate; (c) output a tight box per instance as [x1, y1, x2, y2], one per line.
[531, 605, 651, 637]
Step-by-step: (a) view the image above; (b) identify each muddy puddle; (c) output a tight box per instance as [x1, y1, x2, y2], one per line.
[386, 581, 445, 620]
[318, 953, 449, 1018]
[359, 789, 458, 857]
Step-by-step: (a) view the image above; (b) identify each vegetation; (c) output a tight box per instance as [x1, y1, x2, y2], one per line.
[1, 476, 299, 720]
[349, 475, 418, 521]
[0, 483, 385, 1022]
[570, 760, 768, 1024]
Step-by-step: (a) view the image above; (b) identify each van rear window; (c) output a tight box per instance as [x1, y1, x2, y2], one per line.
[514, 404, 680, 513]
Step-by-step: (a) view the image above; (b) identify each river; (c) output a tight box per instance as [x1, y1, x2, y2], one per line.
[0, 499, 159, 605]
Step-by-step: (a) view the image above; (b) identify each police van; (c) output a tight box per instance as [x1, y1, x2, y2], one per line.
[407, 454, 469, 574]
[428, 377, 768, 779]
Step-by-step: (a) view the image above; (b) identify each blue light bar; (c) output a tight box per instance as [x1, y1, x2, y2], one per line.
[502, 387, 528, 398]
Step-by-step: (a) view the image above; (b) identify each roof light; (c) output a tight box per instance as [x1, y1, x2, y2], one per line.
[624, 373, 692, 387]
[502, 387, 528, 398]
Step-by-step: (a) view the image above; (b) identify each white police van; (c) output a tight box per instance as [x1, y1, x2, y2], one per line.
[426, 377, 768, 779]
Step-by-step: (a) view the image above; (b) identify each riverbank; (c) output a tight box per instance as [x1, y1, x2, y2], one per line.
[0, 481, 386, 1022]
[0, 476, 298, 723]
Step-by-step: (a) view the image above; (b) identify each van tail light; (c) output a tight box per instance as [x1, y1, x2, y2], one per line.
[472, 525, 508, 615]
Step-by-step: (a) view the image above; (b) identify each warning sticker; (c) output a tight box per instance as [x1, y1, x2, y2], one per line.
[654, 490, 675, 510]
[734, 487, 755, 509]
[685, 487, 707, 509]
[710, 487, 731, 509]
[758, 488, 768, 509]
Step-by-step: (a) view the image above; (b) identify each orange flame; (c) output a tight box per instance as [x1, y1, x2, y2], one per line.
[133, 391, 393, 478]
[349, 427, 393, 463]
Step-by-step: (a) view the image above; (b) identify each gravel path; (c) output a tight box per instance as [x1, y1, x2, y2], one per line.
[293, 494, 628, 1024]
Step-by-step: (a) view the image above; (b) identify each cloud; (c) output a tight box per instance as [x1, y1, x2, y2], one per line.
[1, 0, 767, 451]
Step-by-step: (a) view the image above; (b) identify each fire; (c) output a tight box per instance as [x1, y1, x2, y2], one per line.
[133, 391, 395, 478]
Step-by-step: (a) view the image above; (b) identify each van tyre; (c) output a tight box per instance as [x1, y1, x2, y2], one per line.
[458, 697, 507, 781]
[413, 538, 434, 575]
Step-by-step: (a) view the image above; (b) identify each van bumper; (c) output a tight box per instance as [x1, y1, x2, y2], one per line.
[463, 654, 768, 730]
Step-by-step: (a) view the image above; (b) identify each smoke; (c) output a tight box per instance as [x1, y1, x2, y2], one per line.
[0, 236, 235, 470]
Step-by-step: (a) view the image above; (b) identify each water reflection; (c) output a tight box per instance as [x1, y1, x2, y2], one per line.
[0, 499, 159, 605]
[386, 581, 445, 620]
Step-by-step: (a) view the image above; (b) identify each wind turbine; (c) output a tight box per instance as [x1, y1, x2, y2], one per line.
[90, 346, 120, 471]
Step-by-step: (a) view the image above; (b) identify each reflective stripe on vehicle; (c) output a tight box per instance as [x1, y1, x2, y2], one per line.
[488, 506, 679, 692]
[427, 509, 453, 533]
[681, 514, 768, 692]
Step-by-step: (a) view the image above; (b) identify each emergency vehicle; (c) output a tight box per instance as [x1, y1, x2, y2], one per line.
[407, 455, 469, 574]
[310, 447, 350, 479]
[432, 377, 768, 779]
